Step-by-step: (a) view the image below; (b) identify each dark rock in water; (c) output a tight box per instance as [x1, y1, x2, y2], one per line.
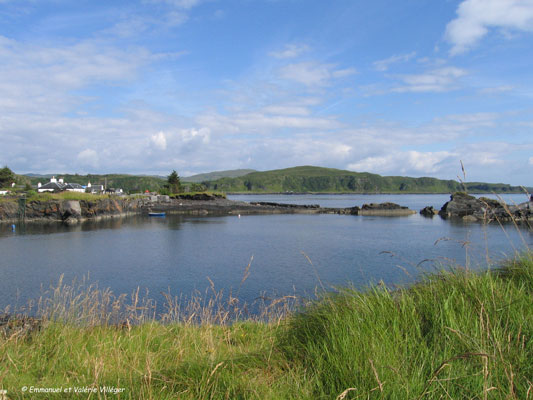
[350, 206, 360, 215]
[420, 206, 437, 217]
[250, 201, 320, 209]
[358, 202, 415, 216]
[439, 192, 532, 222]
[63, 216, 80, 225]
[361, 202, 408, 210]
[439, 192, 499, 221]
[439, 192, 478, 218]
[172, 193, 225, 201]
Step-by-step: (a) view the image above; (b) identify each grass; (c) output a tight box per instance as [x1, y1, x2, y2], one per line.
[1, 252, 532, 399]
[25, 192, 112, 202]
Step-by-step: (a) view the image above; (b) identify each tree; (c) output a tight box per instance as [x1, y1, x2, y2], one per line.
[190, 183, 206, 192]
[167, 170, 182, 194]
[0, 166, 15, 188]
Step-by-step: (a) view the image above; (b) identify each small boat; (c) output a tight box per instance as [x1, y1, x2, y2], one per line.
[148, 212, 166, 217]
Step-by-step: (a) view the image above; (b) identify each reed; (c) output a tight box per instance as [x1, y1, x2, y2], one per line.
[0, 251, 531, 399]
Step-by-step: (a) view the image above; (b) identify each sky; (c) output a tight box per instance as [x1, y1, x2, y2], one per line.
[0, 0, 532, 185]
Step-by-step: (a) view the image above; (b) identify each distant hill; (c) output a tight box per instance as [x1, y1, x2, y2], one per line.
[202, 166, 530, 194]
[24, 173, 54, 178]
[183, 169, 257, 183]
[22, 166, 530, 194]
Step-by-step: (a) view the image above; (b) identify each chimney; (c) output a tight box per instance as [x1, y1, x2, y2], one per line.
[38, 182, 42, 188]
[51, 176, 57, 183]
[59, 178, 64, 184]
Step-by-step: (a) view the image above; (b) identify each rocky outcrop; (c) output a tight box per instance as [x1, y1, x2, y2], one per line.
[250, 201, 320, 209]
[420, 206, 438, 217]
[0, 201, 18, 221]
[357, 202, 416, 216]
[439, 192, 532, 222]
[60, 200, 82, 224]
[0, 197, 144, 223]
[171, 193, 226, 201]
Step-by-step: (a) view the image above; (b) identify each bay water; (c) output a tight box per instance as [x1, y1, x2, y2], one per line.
[0, 194, 530, 314]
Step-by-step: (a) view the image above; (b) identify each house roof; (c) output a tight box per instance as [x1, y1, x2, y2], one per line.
[39, 181, 66, 191]
[86, 184, 104, 192]
[66, 183, 84, 189]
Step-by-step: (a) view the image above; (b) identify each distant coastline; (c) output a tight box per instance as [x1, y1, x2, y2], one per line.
[19, 166, 532, 196]
[1, 191, 531, 225]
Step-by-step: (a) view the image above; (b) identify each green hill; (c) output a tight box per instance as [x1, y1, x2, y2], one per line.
[202, 166, 529, 194]
[183, 169, 257, 183]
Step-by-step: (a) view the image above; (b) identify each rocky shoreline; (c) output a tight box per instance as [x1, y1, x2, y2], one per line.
[435, 192, 532, 223]
[0, 197, 145, 224]
[0, 192, 531, 224]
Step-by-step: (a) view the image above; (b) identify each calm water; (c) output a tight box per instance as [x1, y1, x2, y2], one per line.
[0, 194, 531, 312]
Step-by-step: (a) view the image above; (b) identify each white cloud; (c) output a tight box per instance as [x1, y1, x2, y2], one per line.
[0, 37, 151, 115]
[150, 131, 167, 150]
[479, 85, 515, 94]
[373, 52, 416, 71]
[332, 68, 358, 78]
[446, 0, 533, 55]
[77, 149, 100, 169]
[197, 111, 341, 134]
[279, 62, 356, 87]
[393, 67, 467, 93]
[269, 44, 310, 59]
[436, 112, 497, 126]
[348, 150, 455, 175]
[150, 0, 204, 9]
[262, 105, 310, 116]
[529, 157, 533, 165]
[180, 127, 210, 144]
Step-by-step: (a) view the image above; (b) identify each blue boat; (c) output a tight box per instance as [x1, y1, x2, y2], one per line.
[148, 212, 166, 217]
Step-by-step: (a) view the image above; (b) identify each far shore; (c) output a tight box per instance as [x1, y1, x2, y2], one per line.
[0, 191, 531, 225]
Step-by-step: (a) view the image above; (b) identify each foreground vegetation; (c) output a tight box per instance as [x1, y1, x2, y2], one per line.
[1, 252, 532, 399]
[203, 166, 530, 194]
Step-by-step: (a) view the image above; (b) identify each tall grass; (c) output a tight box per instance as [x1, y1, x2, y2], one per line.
[279, 252, 533, 399]
[1, 253, 532, 399]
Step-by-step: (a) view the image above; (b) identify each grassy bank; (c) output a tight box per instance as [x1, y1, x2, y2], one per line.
[1, 253, 532, 399]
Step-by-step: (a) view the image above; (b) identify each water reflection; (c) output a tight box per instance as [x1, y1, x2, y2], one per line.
[0, 195, 530, 316]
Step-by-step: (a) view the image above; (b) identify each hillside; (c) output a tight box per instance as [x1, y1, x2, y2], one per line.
[183, 169, 257, 183]
[202, 166, 529, 194]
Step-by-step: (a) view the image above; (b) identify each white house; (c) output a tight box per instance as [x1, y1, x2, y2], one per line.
[37, 177, 66, 192]
[37, 177, 86, 193]
[65, 183, 85, 193]
[86, 182, 104, 194]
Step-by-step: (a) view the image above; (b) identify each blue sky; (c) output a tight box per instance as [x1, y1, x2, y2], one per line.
[0, 0, 532, 185]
